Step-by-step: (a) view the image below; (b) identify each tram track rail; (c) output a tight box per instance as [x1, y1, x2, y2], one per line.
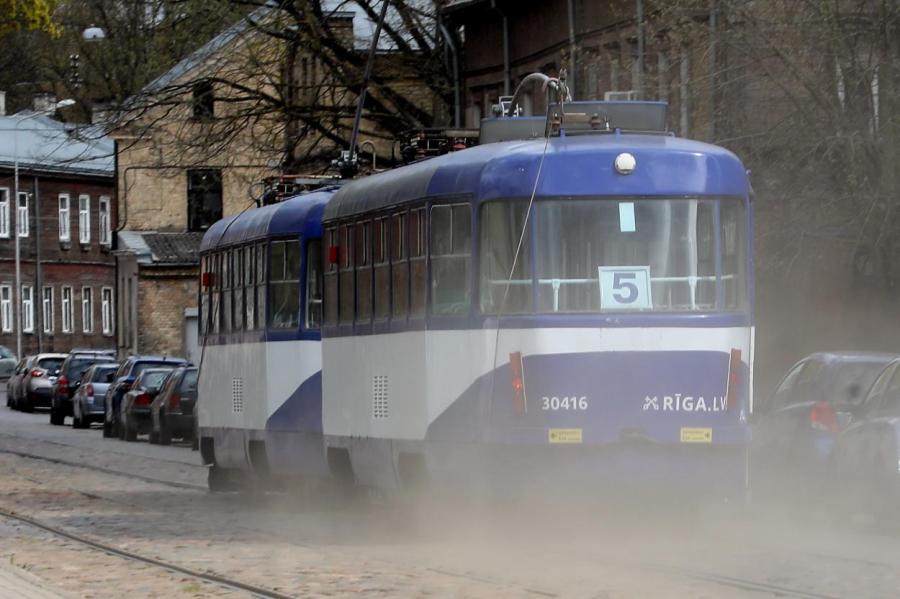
[0, 435, 872, 598]
[0, 506, 295, 599]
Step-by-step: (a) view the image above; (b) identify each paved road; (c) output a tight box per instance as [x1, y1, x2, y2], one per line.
[2, 397, 900, 598]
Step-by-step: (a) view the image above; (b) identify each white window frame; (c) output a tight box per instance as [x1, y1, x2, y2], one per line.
[0, 286, 12, 333]
[58, 193, 71, 242]
[17, 192, 29, 238]
[21, 285, 33, 333]
[42, 286, 53, 334]
[81, 287, 93, 333]
[61, 286, 73, 333]
[101, 287, 113, 335]
[0, 188, 9, 238]
[98, 196, 111, 246]
[78, 194, 90, 244]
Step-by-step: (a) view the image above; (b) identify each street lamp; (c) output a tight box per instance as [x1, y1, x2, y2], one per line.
[12, 98, 75, 358]
[82, 25, 106, 42]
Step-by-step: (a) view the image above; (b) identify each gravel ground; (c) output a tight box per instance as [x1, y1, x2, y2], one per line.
[2, 406, 900, 598]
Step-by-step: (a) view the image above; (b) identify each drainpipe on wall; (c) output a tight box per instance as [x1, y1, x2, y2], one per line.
[491, 0, 511, 97]
[567, 0, 577, 96]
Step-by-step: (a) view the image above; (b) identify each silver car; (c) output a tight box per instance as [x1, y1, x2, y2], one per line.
[9, 354, 67, 412]
[71, 363, 118, 429]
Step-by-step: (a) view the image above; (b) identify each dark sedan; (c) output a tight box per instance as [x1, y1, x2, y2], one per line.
[150, 366, 198, 445]
[833, 357, 900, 516]
[119, 368, 176, 442]
[753, 351, 897, 496]
[103, 355, 189, 438]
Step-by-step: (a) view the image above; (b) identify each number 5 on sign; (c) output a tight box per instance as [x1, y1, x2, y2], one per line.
[598, 266, 652, 310]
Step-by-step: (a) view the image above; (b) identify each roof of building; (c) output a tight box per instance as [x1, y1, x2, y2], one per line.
[117, 231, 204, 266]
[200, 188, 338, 252]
[325, 131, 749, 220]
[0, 112, 115, 177]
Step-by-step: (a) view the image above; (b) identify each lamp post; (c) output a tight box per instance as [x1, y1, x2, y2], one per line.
[12, 98, 75, 358]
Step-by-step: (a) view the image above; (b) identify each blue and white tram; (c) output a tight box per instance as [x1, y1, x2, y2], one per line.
[319, 103, 754, 496]
[197, 189, 335, 482]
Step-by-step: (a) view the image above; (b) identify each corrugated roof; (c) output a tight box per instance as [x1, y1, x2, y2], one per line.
[0, 112, 114, 177]
[143, 232, 205, 264]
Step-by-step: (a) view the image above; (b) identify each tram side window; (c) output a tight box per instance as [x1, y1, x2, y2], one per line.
[339, 224, 354, 324]
[244, 245, 255, 330]
[430, 204, 472, 315]
[480, 201, 532, 314]
[373, 218, 390, 320]
[268, 239, 301, 329]
[324, 227, 339, 326]
[212, 253, 221, 334]
[720, 198, 747, 310]
[199, 255, 207, 337]
[306, 239, 323, 329]
[356, 222, 372, 323]
[409, 207, 427, 317]
[391, 213, 408, 319]
[255, 242, 266, 329]
[233, 247, 244, 331]
[222, 249, 232, 332]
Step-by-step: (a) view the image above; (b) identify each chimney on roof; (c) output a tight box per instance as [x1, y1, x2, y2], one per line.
[0, 91, 5, 116]
[33, 92, 57, 113]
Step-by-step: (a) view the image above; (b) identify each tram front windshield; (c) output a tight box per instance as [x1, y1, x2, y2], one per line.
[479, 197, 747, 314]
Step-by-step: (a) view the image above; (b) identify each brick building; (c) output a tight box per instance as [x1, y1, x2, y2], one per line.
[0, 110, 116, 359]
[112, 5, 439, 361]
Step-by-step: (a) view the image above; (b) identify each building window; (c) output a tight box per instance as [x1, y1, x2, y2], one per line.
[0, 286, 11, 332]
[17, 192, 28, 238]
[42, 287, 53, 334]
[78, 194, 91, 244]
[21, 286, 33, 333]
[81, 287, 93, 333]
[58, 193, 71, 241]
[101, 287, 113, 335]
[0, 188, 9, 238]
[187, 169, 222, 232]
[192, 80, 215, 120]
[61, 286, 73, 333]
[98, 196, 111, 246]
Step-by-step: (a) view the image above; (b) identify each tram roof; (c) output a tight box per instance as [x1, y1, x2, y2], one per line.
[324, 132, 749, 221]
[199, 187, 337, 252]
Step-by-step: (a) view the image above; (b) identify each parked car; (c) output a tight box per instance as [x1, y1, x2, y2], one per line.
[8, 354, 67, 412]
[50, 351, 118, 425]
[104, 355, 189, 438]
[119, 368, 177, 442]
[753, 351, 897, 491]
[6, 358, 25, 408]
[832, 357, 900, 514]
[0, 345, 17, 382]
[150, 366, 198, 445]
[71, 363, 119, 429]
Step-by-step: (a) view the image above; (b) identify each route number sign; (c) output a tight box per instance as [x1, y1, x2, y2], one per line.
[598, 266, 652, 310]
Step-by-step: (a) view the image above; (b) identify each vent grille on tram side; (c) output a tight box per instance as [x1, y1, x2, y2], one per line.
[372, 375, 389, 419]
[232, 377, 244, 413]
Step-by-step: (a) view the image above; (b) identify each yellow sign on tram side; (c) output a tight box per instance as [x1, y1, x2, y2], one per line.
[680, 427, 713, 443]
[548, 428, 583, 444]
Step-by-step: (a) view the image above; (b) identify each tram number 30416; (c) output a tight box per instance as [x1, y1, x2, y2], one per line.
[540, 396, 589, 411]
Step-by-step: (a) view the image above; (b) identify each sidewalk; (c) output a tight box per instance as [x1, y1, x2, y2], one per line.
[0, 560, 67, 599]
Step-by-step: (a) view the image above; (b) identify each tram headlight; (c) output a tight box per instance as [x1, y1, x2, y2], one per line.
[614, 152, 636, 175]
